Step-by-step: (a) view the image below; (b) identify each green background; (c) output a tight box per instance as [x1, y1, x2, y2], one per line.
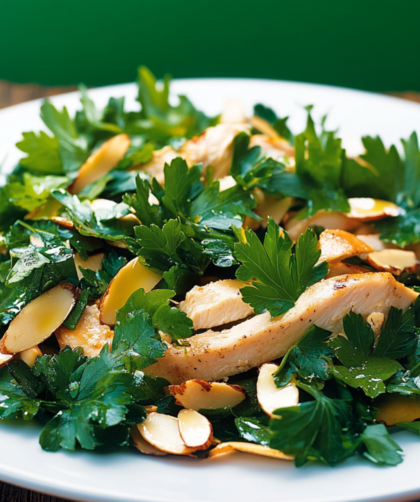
[1, 0, 419, 92]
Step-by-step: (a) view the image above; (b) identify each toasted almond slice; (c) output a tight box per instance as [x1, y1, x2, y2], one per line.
[138, 412, 195, 455]
[71, 134, 130, 194]
[249, 134, 294, 160]
[55, 304, 114, 358]
[256, 195, 292, 229]
[0, 353, 13, 367]
[220, 99, 246, 124]
[130, 426, 167, 456]
[0, 283, 76, 354]
[366, 249, 419, 275]
[376, 394, 420, 426]
[318, 229, 373, 264]
[74, 253, 104, 280]
[209, 442, 293, 460]
[367, 312, 385, 338]
[347, 198, 400, 221]
[25, 197, 62, 221]
[144, 405, 158, 414]
[326, 262, 370, 279]
[285, 211, 360, 242]
[257, 363, 299, 418]
[356, 234, 394, 251]
[17, 346, 43, 368]
[178, 409, 213, 449]
[168, 380, 246, 410]
[30, 235, 45, 248]
[51, 216, 74, 229]
[207, 443, 236, 458]
[218, 175, 237, 191]
[99, 258, 162, 326]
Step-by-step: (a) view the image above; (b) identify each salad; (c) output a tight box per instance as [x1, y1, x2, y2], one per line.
[1, 66, 420, 467]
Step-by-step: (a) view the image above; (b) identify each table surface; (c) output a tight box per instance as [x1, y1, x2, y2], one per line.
[1, 80, 420, 502]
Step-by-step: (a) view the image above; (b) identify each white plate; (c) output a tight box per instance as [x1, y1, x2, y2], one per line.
[1, 79, 420, 502]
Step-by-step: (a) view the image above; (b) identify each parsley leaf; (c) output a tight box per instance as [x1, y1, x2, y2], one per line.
[235, 220, 328, 317]
[274, 325, 333, 386]
[253, 103, 293, 144]
[5, 173, 68, 211]
[361, 424, 403, 466]
[51, 189, 136, 242]
[16, 131, 63, 174]
[117, 287, 193, 341]
[269, 382, 361, 466]
[330, 310, 416, 399]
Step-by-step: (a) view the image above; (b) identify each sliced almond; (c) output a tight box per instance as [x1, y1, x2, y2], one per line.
[365, 249, 419, 275]
[249, 134, 294, 160]
[285, 211, 360, 242]
[376, 394, 420, 426]
[318, 229, 373, 264]
[218, 175, 237, 192]
[137, 412, 195, 455]
[168, 380, 246, 410]
[367, 312, 385, 338]
[74, 253, 104, 280]
[0, 353, 13, 367]
[209, 442, 293, 460]
[257, 363, 299, 418]
[17, 346, 43, 368]
[347, 198, 400, 221]
[178, 409, 213, 449]
[71, 134, 130, 194]
[0, 283, 76, 354]
[256, 195, 292, 229]
[144, 405, 158, 414]
[55, 304, 114, 358]
[130, 426, 166, 456]
[326, 262, 370, 279]
[356, 234, 396, 251]
[99, 258, 162, 326]
[25, 197, 62, 221]
[30, 235, 45, 248]
[51, 216, 74, 229]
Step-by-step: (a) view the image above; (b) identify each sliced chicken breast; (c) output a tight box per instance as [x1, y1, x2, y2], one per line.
[179, 279, 253, 330]
[55, 304, 114, 358]
[146, 273, 417, 384]
[179, 123, 249, 179]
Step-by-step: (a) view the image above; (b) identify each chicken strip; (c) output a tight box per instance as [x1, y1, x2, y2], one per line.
[55, 304, 114, 358]
[146, 273, 417, 384]
[180, 123, 249, 179]
[179, 279, 253, 330]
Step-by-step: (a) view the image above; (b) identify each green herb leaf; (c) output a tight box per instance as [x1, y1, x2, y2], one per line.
[235, 220, 328, 316]
[361, 424, 403, 466]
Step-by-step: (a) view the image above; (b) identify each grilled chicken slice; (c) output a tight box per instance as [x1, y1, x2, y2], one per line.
[318, 229, 373, 264]
[179, 123, 249, 179]
[146, 273, 417, 384]
[133, 145, 178, 184]
[179, 280, 253, 331]
[55, 304, 114, 357]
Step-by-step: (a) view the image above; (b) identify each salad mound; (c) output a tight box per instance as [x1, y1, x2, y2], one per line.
[1, 66, 420, 467]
